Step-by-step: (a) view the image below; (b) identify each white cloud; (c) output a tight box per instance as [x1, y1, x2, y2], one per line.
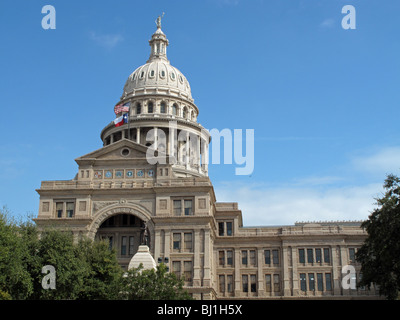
[89, 32, 124, 49]
[320, 18, 335, 28]
[351, 146, 400, 177]
[215, 182, 382, 226]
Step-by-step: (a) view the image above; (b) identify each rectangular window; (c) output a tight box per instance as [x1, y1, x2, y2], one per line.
[121, 236, 127, 256]
[300, 273, 307, 292]
[307, 249, 313, 263]
[173, 233, 181, 251]
[242, 275, 248, 292]
[219, 251, 225, 266]
[227, 250, 233, 266]
[227, 275, 233, 293]
[219, 275, 225, 293]
[265, 274, 272, 292]
[272, 249, 279, 266]
[56, 202, 63, 218]
[273, 274, 280, 292]
[250, 250, 256, 266]
[218, 222, 224, 236]
[264, 250, 271, 265]
[324, 248, 330, 263]
[316, 248, 322, 263]
[184, 261, 192, 283]
[242, 250, 248, 265]
[250, 275, 257, 293]
[129, 236, 135, 255]
[173, 200, 181, 216]
[172, 261, 181, 279]
[317, 273, 323, 291]
[325, 273, 332, 291]
[108, 236, 113, 251]
[349, 248, 356, 263]
[184, 200, 193, 215]
[299, 249, 305, 263]
[66, 202, 74, 218]
[226, 222, 233, 236]
[308, 273, 315, 291]
[184, 233, 192, 251]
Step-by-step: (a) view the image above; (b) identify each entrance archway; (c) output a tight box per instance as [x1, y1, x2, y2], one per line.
[88, 203, 154, 270]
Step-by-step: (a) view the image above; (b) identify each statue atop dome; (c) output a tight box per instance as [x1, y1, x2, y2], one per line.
[155, 12, 165, 29]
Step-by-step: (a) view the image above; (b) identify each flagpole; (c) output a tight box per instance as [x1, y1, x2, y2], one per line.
[127, 107, 131, 140]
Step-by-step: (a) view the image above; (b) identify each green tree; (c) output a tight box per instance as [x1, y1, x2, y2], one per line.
[121, 263, 192, 300]
[0, 207, 35, 299]
[357, 174, 400, 300]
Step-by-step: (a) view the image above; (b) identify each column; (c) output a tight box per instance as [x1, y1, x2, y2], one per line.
[282, 246, 291, 296]
[234, 248, 241, 297]
[332, 245, 342, 296]
[291, 247, 299, 296]
[110, 134, 114, 144]
[197, 135, 201, 171]
[193, 230, 201, 286]
[203, 229, 211, 287]
[136, 127, 140, 144]
[185, 131, 190, 169]
[154, 229, 161, 263]
[257, 248, 264, 297]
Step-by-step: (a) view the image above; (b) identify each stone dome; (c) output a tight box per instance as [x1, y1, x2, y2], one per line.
[123, 60, 192, 101]
[122, 24, 193, 102]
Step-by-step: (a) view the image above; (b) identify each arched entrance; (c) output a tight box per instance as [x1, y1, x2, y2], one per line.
[88, 204, 154, 270]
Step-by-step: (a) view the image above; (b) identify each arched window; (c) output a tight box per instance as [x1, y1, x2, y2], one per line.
[160, 102, 166, 114]
[136, 103, 141, 115]
[148, 102, 153, 113]
[172, 104, 177, 116]
[182, 107, 187, 119]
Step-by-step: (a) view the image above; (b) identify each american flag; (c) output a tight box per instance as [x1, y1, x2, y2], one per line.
[114, 102, 130, 115]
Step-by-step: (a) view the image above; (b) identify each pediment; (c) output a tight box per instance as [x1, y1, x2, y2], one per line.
[75, 139, 149, 164]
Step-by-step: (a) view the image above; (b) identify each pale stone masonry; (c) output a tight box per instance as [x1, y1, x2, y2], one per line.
[34, 20, 379, 300]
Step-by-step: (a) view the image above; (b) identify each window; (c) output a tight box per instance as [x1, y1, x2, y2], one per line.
[324, 248, 330, 263]
[299, 249, 305, 263]
[173, 200, 181, 216]
[184, 261, 192, 283]
[226, 222, 232, 236]
[265, 250, 271, 265]
[242, 250, 248, 265]
[160, 102, 166, 113]
[182, 107, 187, 118]
[150, 70, 155, 77]
[136, 103, 141, 114]
[184, 233, 192, 250]
[273, 274, 280, 292]
[129, 236, 135, 255]
[121, 236, 127, 255]
[349, 248, 356, 263]
[227, 250, 233, 266]
[219, 251, 225, 266]
[219, 275, 225, 293]
[272, 250, 279, 266]
[227, 275, 233, 293]
[325, 273, 332, 291]
[307, 248, 313, 263]
[242, 275, 248, 292]
[250, 275, 257, 292]
[265, 274, 272, 292]
[317, 273, 324, 291]
[140, 71, 144, 78]
[172, 104, 177, 116]
[56, 202, 63, 218]
[172, 261, 181, 279]
[308, 273, 315, 291]
[316, 248, 322, 263]
[218, 221, 233, 236]
[148, 102, 153, 113]
[161, 70, 165, 77]
[300, 273, 307, 292]
[218, 222, 224, 236]
[184, 200, 193, 215]
[250, 250, 256, 266]
[173, 233, 181, 251]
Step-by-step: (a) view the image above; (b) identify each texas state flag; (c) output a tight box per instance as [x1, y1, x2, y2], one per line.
[114, 113, 129, 127]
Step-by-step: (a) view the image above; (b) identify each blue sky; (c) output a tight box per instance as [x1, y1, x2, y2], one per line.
[1, 0, 399, 225]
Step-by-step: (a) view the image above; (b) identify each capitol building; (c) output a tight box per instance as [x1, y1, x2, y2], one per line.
[34, 19, 379, 300]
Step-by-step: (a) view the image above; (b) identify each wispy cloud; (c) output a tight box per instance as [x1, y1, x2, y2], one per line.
[89, 31, 124, 49]
[320, 18, 335, 28]
[351, 146, 400, 176]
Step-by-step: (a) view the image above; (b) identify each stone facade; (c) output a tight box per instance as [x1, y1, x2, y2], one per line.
[34, 21, 379, 300]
